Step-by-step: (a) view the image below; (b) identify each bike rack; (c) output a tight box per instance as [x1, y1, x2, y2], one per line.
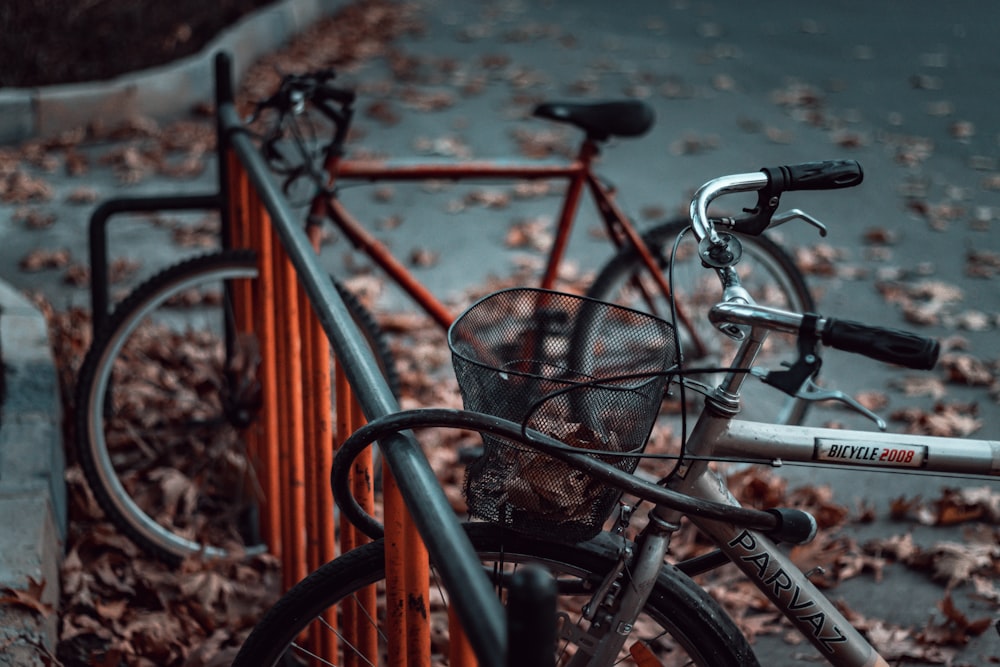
[88, 192, 221, 335]
[83, 50, 562, 666]
[216, 52, 527, 665]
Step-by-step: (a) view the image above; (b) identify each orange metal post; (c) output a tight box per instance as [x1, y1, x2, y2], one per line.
[310, 319, 335, 567]
[249, 190, 282, 559]
[349, 396, 377, 664]
[225, 155, 261, 513]
[383, 465, 408, 667]
[335, 364, 358, 665]
[271, 235, 291, 587]
[282, 246, 308, 588]
[335, 365, 356, 556]
[384, 457, 432, 667]
[271, 233, 308, 591]
[296, 282, 339, 661]
[449, 606, 478, 666]
[404, 509, 431, 667]
[300, 288, 319, 571]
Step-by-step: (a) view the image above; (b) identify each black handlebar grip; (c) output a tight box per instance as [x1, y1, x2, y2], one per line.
[762, 160, 864, 191]
[821, 318, 939, 370]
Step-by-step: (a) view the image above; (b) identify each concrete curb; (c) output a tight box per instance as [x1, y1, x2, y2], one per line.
[0, 283, 63, 664]
[0, 0, 346, 144]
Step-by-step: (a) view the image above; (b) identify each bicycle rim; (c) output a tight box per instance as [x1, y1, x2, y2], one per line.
[587, 220, 813, 428]
[76, 252, 264, 563]
[232, 523, 757, 666]
[75, 250, 399, 564]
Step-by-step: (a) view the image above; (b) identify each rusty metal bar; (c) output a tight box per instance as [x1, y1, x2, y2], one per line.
[404, 512, 431, 667]
[382, 465, 408, 667]
[449, 607, 477, 666]
[249, 191, 282, 558]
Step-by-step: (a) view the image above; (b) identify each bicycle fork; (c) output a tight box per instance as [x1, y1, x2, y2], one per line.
[558, 512, 677, 666]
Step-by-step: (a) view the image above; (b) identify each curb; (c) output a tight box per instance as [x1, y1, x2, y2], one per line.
[0, 282, 63, 664]
[0, 0, 346, 144]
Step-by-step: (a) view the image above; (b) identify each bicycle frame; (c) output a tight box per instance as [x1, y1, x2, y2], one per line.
[307, 138, 704, 349]
[649, 321, 998, 665]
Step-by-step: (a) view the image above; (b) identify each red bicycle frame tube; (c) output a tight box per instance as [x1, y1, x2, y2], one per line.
[312, 139, 698, 344]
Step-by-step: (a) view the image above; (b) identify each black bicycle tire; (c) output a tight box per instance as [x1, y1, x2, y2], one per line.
[587, 218, 814, 425]
[74, 249, 399, 564]
[232, 522, 759, 666]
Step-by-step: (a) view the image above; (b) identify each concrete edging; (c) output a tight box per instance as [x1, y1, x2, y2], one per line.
[0, 0, 346, 144]
[0, 282, 63, 664]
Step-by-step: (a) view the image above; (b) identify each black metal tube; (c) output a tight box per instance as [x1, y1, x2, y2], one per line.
[215, 52, 234, 250]
[507, 566, 556, 667]
[217, 99, 507, 667]
[87, 193, 220, 334]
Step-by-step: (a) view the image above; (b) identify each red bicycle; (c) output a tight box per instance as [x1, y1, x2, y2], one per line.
[73, 68, 815, 563]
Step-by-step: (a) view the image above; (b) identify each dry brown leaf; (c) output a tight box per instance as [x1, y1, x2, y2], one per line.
[505, 216, 552, 251]
[891, 401, 982, 437]
[1, 169, 53, 203]
[794, 243, 844, 277]
[409, 247, 439, 268]
[854, 390, 889, 411]
[939, 352, 995, 385]
[863, 227, 900, 244]
[889, 374, 947, 399]
[0, 578, 53, 617]
[19, 248, 71, 271]
[464, 188, 511, 209]
[67, 186, 99, 204]
[15, 207, 57, 229]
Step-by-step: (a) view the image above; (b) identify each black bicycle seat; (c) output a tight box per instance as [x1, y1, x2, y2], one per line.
[533, 100, 655, 140]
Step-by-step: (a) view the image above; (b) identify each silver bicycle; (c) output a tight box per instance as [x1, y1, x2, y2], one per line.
[233, 161, 996, 666]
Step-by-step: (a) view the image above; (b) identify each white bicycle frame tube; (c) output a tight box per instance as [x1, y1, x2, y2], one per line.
[655, 401, 999, 666]
[717, 419, 1000, 475]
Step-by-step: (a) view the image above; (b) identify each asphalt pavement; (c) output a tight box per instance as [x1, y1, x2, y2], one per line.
[1, 0, 998, 663]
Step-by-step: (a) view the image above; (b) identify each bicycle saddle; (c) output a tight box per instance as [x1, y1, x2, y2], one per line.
[533, 100, 655, 141]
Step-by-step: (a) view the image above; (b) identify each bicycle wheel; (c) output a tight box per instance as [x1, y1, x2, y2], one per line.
[74, 249, 399, 564]
[587, 219, 814, 426]
[232, 522, 758, 666]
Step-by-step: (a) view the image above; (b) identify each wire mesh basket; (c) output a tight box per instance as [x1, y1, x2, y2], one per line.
[448, 288, 677, 542]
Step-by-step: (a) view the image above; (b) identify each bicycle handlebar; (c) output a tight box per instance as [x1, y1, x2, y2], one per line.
[822, 317, 939, 369]
[690, 160, 863, 243]
[248, 69, 358, 188]
[253, 69, 356, 118]
[709, 302, 940, 370]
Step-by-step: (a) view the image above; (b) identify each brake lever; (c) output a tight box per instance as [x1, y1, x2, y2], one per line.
[769, 208, 828, 237]
[749, 367, 887, 431]
[747, 311, 888, 431]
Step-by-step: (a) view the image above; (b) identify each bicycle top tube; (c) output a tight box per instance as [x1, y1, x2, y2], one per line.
[332, 155, 588, 182]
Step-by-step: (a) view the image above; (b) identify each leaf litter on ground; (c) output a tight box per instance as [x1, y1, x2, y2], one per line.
[7, 0, 999, 663]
